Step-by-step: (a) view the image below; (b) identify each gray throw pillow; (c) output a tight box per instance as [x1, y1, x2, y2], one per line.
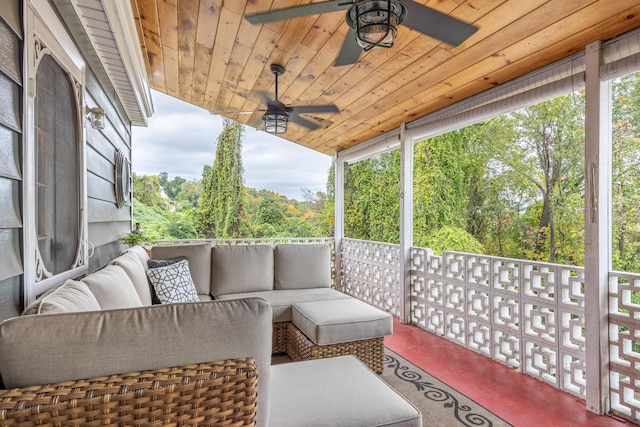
[147, 256, 187, 269]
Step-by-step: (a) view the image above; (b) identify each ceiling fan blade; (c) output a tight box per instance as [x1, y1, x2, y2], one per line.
[257, 91, 272, 104]
[334, 28, 362, 66]
[403, 1, 478, 47]
[245, 0, 352, 25]
[287, 105, 339, 114]
[289, 114, 320, 130]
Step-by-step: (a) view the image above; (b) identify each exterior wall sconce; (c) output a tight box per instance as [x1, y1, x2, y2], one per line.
[346, 0, 407, 51]
[85, 105, 105, 130]
[262, 107, 289, 134]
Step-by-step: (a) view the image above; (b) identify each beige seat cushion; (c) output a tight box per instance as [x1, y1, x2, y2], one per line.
[270, 356, 422, 427]
[292, 299, 392, 345]
[151, 244, 212, 295]
[112, 251, 152, 305]
[274, 244, 331, 290]
[217, 288, 351, 322]
[82, 265, 143, 310]
[211, 245, 274, 296]
[22, 280, 101, 315]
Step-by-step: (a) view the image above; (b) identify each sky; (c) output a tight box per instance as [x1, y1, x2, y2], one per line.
[131, 90, 333, 201]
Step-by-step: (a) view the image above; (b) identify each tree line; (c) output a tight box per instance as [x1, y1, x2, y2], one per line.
[339, 72, 640, 271]
[132, 119, 333, 242]
[132, 73, 640, 272]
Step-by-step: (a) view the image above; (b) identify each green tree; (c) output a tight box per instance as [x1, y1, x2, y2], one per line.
[344, 151, 400, 243]
[612, 72, 640, 272]
[175, 180, 202, 207]
[256, 197, 286, 226]
[196, 119, 252, 238]
[158, 172, 186, 200]
[413, 125, 489, 248]
[132, 172, 162, 207]
[487, 94, 585, 263]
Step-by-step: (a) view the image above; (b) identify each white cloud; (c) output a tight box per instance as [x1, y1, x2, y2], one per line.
[132, 91, 332, 200]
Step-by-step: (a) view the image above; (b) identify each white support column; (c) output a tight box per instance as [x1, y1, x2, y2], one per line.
[399, 123, 413, 323]
[334, 155, 345, 291]
[584, 40, 612, 415]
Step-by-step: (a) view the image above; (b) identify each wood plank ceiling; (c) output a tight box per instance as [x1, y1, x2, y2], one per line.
[130, 0, 640, 155]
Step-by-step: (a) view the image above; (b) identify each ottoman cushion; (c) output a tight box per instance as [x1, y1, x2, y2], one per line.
[217, 288, 351, 322]
[270, 356, 422, 427]
[292, 299, 392, 345]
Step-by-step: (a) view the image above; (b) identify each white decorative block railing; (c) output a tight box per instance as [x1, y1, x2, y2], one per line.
[339, 238, 401, 316]
[608, 271, 640, 420]
[410, 247, 587, 398]
[339, 238, 587, 398]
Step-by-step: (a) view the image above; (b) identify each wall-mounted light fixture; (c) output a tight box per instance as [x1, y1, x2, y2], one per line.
[85, 106, 106, 130]
[346, 0, 407, 51]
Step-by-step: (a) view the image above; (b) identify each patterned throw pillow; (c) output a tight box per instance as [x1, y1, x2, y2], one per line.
[146, 259, 199, 304]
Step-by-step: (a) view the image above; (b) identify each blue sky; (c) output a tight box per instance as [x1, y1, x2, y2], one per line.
[131, 90, 333, 201]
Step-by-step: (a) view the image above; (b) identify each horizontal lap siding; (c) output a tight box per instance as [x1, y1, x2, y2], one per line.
[0, 0, 22, 321]
[85, 71, 133, 273]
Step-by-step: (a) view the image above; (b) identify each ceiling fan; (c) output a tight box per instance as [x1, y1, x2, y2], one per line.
[251, 63, 339, 134]
[245, 0, 478, 66]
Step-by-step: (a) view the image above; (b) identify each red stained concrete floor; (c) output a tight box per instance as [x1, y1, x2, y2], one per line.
[385, 317, 637, 427]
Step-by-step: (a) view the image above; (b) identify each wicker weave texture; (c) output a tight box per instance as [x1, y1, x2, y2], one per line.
[286, 323, 385, 374]
[0, 358, 257, 427]
[272, 322, 290, 354]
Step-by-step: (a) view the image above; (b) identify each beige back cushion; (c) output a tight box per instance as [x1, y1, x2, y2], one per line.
[274, 244, 331, 290]
[112, 251, 153, 305]
[82, 265, 143, 310]
[211, 245, 274, 296]
[151, 244, 212, 295]
[122, 246, 150, 272]
[22, 280, 101, 315]
[0, 299, 273, 427]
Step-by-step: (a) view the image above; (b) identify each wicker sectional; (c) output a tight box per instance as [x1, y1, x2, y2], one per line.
[0, 244, 421, 426]
[152, 243, 393, 370]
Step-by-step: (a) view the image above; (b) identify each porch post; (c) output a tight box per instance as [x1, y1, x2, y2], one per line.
[584, 40, 612, 415]
[334, 154, 345, 292]
[399, 124, 412, 323]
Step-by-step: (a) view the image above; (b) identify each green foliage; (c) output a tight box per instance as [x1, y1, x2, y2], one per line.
[344, 151, 400, 243]
[159, 172, 186, 200]
[132, 198, 171, 241]
[256, 197, 286, 226]
[340, 92, 588, 263]
[120, 229, 146, 247]
[196, 119, 252, 238]
[611, 72, 640, 272]
[419, 226, 484, 255]
[132, 172, 163, 207]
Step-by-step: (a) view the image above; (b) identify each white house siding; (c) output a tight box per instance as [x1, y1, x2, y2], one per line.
[0, 0, 23, 321]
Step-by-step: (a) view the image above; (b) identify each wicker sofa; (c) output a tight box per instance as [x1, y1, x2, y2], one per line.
[0, 244, 421, 426]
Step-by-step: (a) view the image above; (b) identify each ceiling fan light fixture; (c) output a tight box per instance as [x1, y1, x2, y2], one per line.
[346, 0, 407, 51]
[263, 109, 289, 134]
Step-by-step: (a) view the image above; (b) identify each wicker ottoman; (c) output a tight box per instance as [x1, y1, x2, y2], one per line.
[287, 299, 392, 373]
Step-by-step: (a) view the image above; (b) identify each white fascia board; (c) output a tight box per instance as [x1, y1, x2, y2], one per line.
[101, 0, 154, 124]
